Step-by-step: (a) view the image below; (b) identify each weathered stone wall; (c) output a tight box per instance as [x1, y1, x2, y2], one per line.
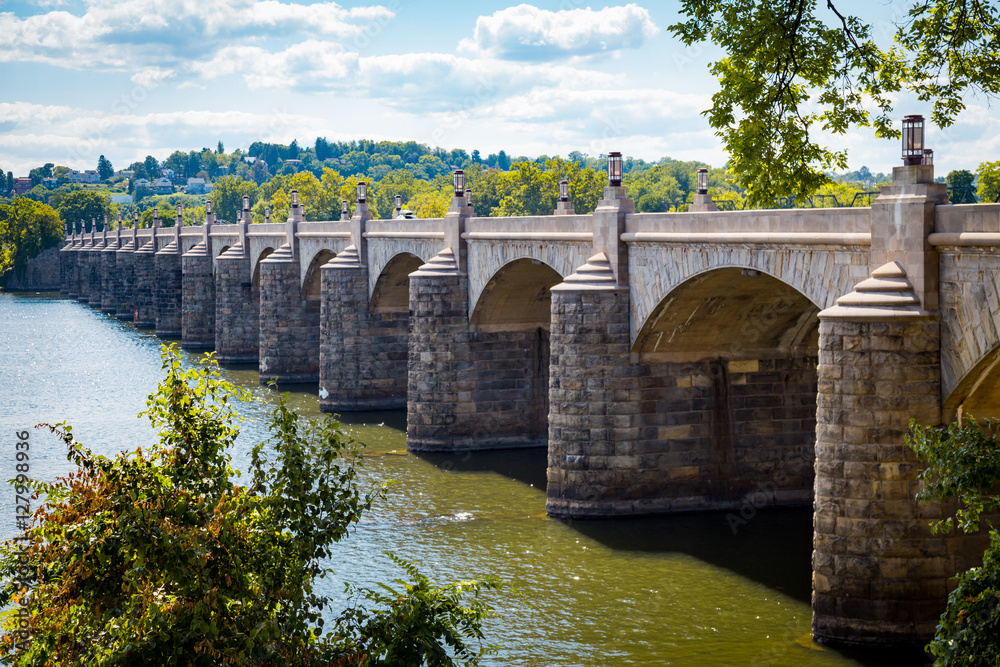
[407, 272, 550, 450]
[259, 253, 318, 383]
[546, 287, 641, 516]
[86, 246, 104, 307]
[939, 249, 1000, 408]
[215, 254, 258, 363]
[154, 252, 183, 337]
[100, 244, 119, 312]
[132, 249, 158, 328]
[319, 265, 408, 411]
[114, 245, 136, 320]
[812, 318, 963, 645]
[3, 243, 63, 291]
[182, 252, 215, 350]
[75, 247, 92, 302]
[620, 356, 817, 513]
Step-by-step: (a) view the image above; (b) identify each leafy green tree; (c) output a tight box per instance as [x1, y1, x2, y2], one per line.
[669, 0, 999, 207]
[0, 347, 499, 665]
[6, 172, 13, 195]
[143, 155, 160, 180]
[28, 163, 54, 187]
[947, 169, 978, 204]
[977, 161, 1000, 204]
[0, 197, 63, 285]
[625, 166, 684, 212]
[208, 176, 261, 224]
[55, 190, 111, 232]
[97, 155, 114, 182]
[252, 159, 271, 185]
[907, 416, 1000, 665]
[217, 140, 225, 155]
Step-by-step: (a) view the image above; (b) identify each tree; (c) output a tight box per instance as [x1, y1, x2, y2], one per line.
[6, 172, 13, 195]
[947, 169, 978, 204]
[907, 416, 1000, 665]
[0, 197, 63, 285]
[0, 347, 500, 665]
[97, 155, 114, 182]
[217, 140, 225, 155]
[207, 176, 260, 224]
[143, 155, 160, 180]
[669, 0, 1000, 207]
[55, 190, 111, 231]
[977, 161, 1000, 204]
[28, 163, 53, 187]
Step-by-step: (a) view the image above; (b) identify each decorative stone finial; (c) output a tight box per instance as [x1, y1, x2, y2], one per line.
[552, 253, 620, 291]
[819, 261, 931, 320]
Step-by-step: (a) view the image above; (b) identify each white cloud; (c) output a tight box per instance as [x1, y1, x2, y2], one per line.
[0, 0, 396, 71]
[459, 4, 659, 60]
[130, 67, 176, 87]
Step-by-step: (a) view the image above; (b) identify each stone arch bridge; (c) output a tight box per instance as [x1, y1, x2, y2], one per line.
[58, 164, 1000, 648]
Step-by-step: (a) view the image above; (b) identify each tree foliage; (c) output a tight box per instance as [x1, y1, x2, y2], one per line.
[670, 0, 999, 207]
[0, 198, 63, 285]
[0, 347, 500, 666]
[208, 176, 261, 224]
[947, 169, 978, 204]
[977, 161, 1000, 204]
[907, 416, 1000, 665]
[56, 190, 111, 231]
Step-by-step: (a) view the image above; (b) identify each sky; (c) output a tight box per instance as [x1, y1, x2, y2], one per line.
[1, 0, 999, 179]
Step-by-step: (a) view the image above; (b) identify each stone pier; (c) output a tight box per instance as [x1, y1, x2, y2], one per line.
[181, 207, 216, 350]
[154, 210, 184, 338]
[132, 218, 160, 328]
[100, 219, 121, 313]
[115, 221, 139, 320]
[215, 212, 258, 364]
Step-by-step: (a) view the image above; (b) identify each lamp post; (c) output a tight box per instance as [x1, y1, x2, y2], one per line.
[465, 188, 472, 207]
[902, 114, 925, 166]
[607, 152, 623, 187]
[394, 194, 402, 216]
[453, 169, 465, 197]
[291, 190, 299, 208]
[341, 199, 349, 220]
[923, 149, 934, 166]
[357, 181, 367, 204]
[559, 179, 569, 202]
[697, 168, 709, 195]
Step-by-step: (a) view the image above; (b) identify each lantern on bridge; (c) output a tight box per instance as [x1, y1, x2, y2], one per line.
[465, 188, 472, 206]
[242, 195, 250, 211]
[357, 181, 367, 204]
[133, 211, 140, 229]
[453, 169, 465, 197]
[559, 179, 569, 202]
[923, 149, 934, 166]
[902, 114, 925, 166]
[291, 190, 299, 207]
[341, 200, 349, 220]
[607, 151, 623, 187]
[394, 194, 402, 213]
[697, 168, 709, 195]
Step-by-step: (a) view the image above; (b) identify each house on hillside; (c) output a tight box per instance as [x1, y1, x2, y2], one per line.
[67, 170, 99, 184]
[42, 177, 59, 189]
[186, 178, 210, 195]
[12, 178, 33, 195]
[153, 177, 173, 194]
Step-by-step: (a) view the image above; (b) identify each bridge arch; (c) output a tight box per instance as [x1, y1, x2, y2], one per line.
[370, 252, 424, 313]
[629, 265, 820, 512]
[471, 257, 563, 331]
[302, 249, 337, 301]
[627, 244, 865, 346]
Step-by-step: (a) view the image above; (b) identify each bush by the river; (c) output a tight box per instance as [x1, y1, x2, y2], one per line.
[0, 346, 500, 666]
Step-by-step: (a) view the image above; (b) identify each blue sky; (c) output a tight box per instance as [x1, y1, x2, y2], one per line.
[1, 0, 998, 178]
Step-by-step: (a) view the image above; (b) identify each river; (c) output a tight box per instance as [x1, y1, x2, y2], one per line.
[0, 292, 922, 666]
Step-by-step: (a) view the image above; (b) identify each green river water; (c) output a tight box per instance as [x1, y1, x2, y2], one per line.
[0, 292, 927, 666]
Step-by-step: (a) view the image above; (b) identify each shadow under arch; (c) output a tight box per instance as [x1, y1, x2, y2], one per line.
[627, 266, 821, 513]
[302, 249, 337, 302]
[471, 257, 563, 332]
[252, 247, 274, 294]
[371, 253, 423, 313]
[944, 344, 1000, 421]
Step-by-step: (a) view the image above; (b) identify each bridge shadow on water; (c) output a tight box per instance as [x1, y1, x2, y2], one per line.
[412, 447, 549, 490]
